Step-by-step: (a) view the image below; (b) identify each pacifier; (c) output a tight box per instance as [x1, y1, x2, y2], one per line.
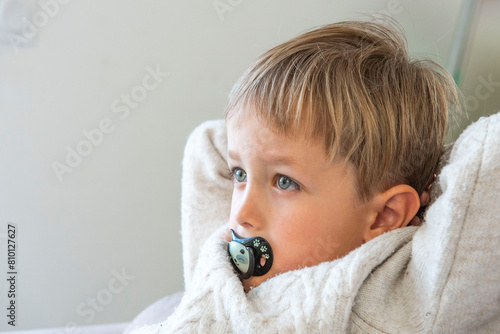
[227, 229, 273, 279]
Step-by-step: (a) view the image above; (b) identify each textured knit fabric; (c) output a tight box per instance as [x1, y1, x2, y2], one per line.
[179, 120, 233, 292]
[132, 112, 500, 333]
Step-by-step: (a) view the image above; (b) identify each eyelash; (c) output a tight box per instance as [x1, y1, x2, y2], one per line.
[227, 167, 301, 191]
[227, 167, 239, 179]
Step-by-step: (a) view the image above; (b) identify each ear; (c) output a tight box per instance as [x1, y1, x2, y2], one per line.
[363, 185, 420, 242]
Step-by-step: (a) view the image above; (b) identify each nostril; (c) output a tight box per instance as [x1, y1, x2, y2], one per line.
[238, 222, 254, 229]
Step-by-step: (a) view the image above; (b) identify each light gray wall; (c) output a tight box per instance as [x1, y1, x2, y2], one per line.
[1, 0, 497, 331]
[457, 0, 500, 135]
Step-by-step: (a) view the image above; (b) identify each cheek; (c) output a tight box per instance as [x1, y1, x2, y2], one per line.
[228, 194, 236, 222]
[270, 211, 326, 268]
[270, 203, 361, 269]
[271, 205, 310, 239]
[228, 188, 241, 227]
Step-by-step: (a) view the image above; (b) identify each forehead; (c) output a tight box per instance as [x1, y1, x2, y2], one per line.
[227, 111, 316, 146]
[227, 105, 317, 140]
[226, 114, 327, 167]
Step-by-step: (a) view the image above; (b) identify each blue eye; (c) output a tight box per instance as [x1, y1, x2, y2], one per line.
[232, 168, 247, 183]
[277, 175, 299, 190]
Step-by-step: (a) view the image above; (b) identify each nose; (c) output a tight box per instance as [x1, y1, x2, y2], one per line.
[233, 184, 266, 231]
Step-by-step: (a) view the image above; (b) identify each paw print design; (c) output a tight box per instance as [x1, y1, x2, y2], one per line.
[260, 245, 267, 253]
[253, 240, 260, 247]
[264, 254, 270, 259]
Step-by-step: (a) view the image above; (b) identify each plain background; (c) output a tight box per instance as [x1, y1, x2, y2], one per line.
[0, 0, 499, 331]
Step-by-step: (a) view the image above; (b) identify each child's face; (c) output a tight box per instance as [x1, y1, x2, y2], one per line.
[227, 114, 373, 291]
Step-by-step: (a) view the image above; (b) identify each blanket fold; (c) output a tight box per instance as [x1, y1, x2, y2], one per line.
[134, 225, 417, 333]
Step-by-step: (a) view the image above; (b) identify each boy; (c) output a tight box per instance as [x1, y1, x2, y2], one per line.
[223, 19, 453, 292]
[133, 20, 500, 333]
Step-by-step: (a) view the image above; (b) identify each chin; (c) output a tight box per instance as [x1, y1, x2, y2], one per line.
[242, 272, 273, 292]
[242, 277, 261, 292]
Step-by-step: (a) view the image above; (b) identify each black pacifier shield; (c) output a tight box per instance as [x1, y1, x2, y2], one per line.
[227, 229, 273, 279]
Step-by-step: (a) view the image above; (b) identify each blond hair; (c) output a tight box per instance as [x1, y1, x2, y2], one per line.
[225, 20, 459, 200]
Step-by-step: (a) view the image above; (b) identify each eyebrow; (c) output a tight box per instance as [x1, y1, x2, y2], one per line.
[227, 149, 301, 167]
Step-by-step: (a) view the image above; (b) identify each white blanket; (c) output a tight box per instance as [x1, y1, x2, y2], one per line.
[133, 112, 500, 333]
[134, 224, 416, 333]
